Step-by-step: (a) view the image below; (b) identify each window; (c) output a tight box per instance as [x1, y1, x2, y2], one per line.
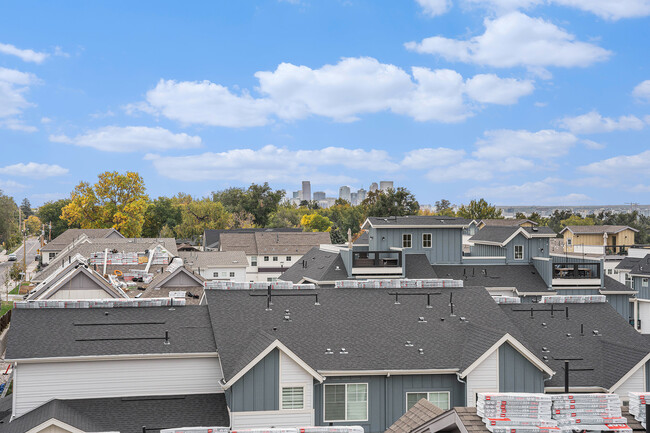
[282, 387, 304, 410]
[514, 245, 524, 260]
[567, 238, 572, 247]
[286, 256, 292, 261]
[607, 269, 613, 275]
[264, 256, 270, 262]
[251, 256, 257, 266]
[229, 272, 235, 278]
[422, 233, 432, 248]
[643, 278, 649, 288]
[49, 252, 56, 260]
[267, 277, 277, 282]
[614, 270, 619, 275]
[213, 272, 219, 278]
[324, 384, 368, 422]
[273, 256, 278, 262]
[406, 391, 450, 411]
[402, 234, 412, 248]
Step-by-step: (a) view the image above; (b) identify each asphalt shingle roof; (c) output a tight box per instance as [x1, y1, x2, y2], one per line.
[41, 228, 123, 252]
[470, 226, 556, 244]
[203, 228, 302, 249]
[561, 225, 639, 235]
[616, 254, 650, 277]
[204, 285, 533, 381]
[366, 216, 472, 227]
[500, 302, 650, 389]
[5, 305, 216, 360]
[480, 219, 538, 227]
[0, 393, 229, 433]
[602, 275, 636, 293]
[279, 247, 349, 284]
[220, 231, 331, 255]
[433, 264, 550, 293]
[386, 398, 445, 433]
[178, 250, 248, 268]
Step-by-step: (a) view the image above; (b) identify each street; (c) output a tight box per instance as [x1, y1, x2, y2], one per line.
[0, 237, 40, 295]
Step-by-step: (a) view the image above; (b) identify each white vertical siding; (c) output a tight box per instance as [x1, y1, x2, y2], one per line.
[639, 303, 650, 334]
[230, 410, 314, 429]
[466, 349, 499, 407]
[49, 289, 113, 300]
[614, 365, 645, 401]
[14, 356, 223, 417]
[279, 352, 313, 410]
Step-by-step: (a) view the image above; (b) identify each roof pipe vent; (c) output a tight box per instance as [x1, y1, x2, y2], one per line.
[340, 348, 348, 355]
[418, 348, 424, 355]
[164, 330, 170, 345]
[418, 316, 427, 323]
[325, 348, 333, 355]
[405, 341, 414, 347]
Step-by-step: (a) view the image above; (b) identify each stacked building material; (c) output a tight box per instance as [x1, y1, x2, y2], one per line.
[477, 393, 556, 433]
[628, 393, 650, 428]
[492, 296, 522, 304]
[333, 279, 463, 289]
[541, 295, 606, 304]
[551, 394, 629, 432]
[15, 298, 186, 309]
[204, 281, 316, 290]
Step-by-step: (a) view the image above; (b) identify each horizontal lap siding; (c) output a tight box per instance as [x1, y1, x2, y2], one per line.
[14, 357, 223, 417]
[231, 410, 313, 429]
[466, 350, 498, 407]
[614, 364, 645, 400]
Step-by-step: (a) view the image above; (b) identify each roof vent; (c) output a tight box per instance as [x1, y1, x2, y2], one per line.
[541, 322, 547, 328]
[593, 330, 601, 336]
[405, 340, 414, 347]
[418, 348, 424, 355]
[163, 330, 170, 345]
[459, 316, 467, 322]
[418, 316, 427, 323]
[542, 347, 549, 352]
[340, 348, 348, 355]
[543, 356, 549, 361]
[283, 309, 292, 322]
[325, 348, 333, 355]
[566, 333, 572, 338]
[335, 266, 340, 271]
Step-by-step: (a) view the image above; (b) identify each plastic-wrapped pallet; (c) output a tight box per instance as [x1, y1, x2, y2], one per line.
[541, 295, 607, 304]
[400, 279, 421, 289]
[335, 280, 359, 288]
[477, 393, 554, 433]
[251, 282, 268, 290]
[493, 296, 522, 304]
[270, 281, 293, 290]
[298, 427, 364, 433]
[551, 394, 629, 433]
[293, 283, 316, 290]
[160, 427, 229, 433]
[628, 392, 650, 428]
[230, 429, 298, 433]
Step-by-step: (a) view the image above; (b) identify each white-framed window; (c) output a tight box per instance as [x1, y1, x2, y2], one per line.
[229, 272, 235, 278]
[49, 252, 56, 260]
[567, 238, 572, 247]
[251, 256, 258, 266]
[273, 256, 278, 262]
[402, 234, 412, 249]
[614, 269, 619, 275]
[607, 269, 613, 275]
[286, 256, 292, 261]
[406, 391, 450, 411]
[213, 272, 219, 278]
[643, 278, 649, 288]
[514, 245, 524, 260]
[267, 277, 277, 282]
[324, 383, 368, 422]
[282, 386, 304, 410]
[264, 256, 270, 262]
[422, 233, 432, 248]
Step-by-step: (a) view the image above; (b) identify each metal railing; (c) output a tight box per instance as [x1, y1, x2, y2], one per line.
[352, 251, 402, 268]
[553, 262, 600, 279]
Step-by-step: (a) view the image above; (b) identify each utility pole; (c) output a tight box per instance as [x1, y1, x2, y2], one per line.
[48, 221, 51, 242]
[21, 210, 26, 283]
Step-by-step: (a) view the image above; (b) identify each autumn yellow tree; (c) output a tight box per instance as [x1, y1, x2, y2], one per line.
[300, 213, 333, 232]
[25, 215, 42, 236]
[61, 171, 149, 237]
[175, 198, 232, 239]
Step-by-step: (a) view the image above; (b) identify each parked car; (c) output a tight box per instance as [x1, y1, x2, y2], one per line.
[7, 254, 16, 261]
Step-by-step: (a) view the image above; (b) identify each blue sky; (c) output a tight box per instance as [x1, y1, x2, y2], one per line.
[1, 0, 649, 207]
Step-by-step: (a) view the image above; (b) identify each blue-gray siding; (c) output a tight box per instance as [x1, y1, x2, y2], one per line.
[633, 276, 650, 299]
[532, 258, 553, 288]
[470, 244, 505, 257]
[607, 294, 632, 320]
[646, 362, 650, 392]
[314, 374, 466, 433]
[555, 288, 600, 296]
[499, 343, 545, 393]
[369, 228, 462, 264]
[227, 349, 279, 412]
[553, 255, 604, 286]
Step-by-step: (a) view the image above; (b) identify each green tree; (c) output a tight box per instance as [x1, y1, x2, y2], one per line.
[176, 198, 231, 239]
[548, 210, 573, 234]
[434, 199, 456, 216]
[457, 199, 502, 220]
[213, 183, 284, 227]
[37, 199, 75, 239]
[142, 197, 182, 238]
[361, 187, 419, 217]
[267, 204, 305, 228]
[61, 171, 149, 237]
[560, 214, 595, 228]
[321, 203, 365, 244]
[20, 198, 33, 218]
[0, 191, 19, 251]
[300, 213, 333, 232]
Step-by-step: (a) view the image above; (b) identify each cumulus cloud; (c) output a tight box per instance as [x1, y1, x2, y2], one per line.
[558, 111, 646, 134]
[466, 179, 591, 205]
[145, 145, 396, 183]
[0, 42, 48, 63]
[0, 162, 68, 179]
[415, 0, 452, 17]
[49, 126, 202, 153]
[129, 57, 533, 127]
[0, 179, 27, 191]
[401, 148, 467, 169]
[404, 12, 611, 75]
[0, 67, 39, 119]
[580, 150, 650, 174]
[473, 129, 578, 159]
[552, 0, 650, 20]
[633, 80, 650, 102]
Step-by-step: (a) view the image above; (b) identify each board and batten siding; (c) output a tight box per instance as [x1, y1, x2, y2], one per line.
[14, 356, 223, 417]
[498, 343, 544, 393]
[607, 294, 632, 321]
[613, 363, 646, 401]
[228, 349, 279, 412]
[466, 349, 498, 407]
[48, 271, 116, 300]
[470, 244, 505, 257]
[370, 228, 462, 265]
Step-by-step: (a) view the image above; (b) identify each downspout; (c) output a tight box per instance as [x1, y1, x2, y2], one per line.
[456, 373, 467, 407]
[102, 248, 108, 276]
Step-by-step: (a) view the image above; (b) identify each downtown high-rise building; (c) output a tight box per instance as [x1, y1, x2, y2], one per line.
[339, 185, 351, 202]
[369, 182, 378, 192]
[380, 181, 394, 191]
[357, 188, 367, 203]
[301, 181, 311, 201]
[313, 191, 326, 201]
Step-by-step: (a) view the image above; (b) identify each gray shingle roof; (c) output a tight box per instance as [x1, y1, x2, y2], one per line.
[500, 302, 650, 389]
[386, 398, 445, 433]
[0, 393, 229, 433]
[41, 228, 123, 252]
[366, 216, 472, 227]
[404, 254, 438, 279]
[561, 225, 639, 235]
[279, 247, 349, 284]
[470, 226, 556, 244]
[480, 219, 538, 227]
[616, 255, 650, 277]
[433, 264, 550, 293]
[204, 285, 535, 381]
[5, 305, 216, 360]
[601, 275, 636, 293]
[220, 231, 331, 255]
[203, 228, 302, 249]
[178, 251, 248, 268]
[354, 231, 369, 245]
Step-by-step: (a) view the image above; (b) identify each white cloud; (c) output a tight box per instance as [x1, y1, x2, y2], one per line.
[130, 57, 534, 126]
[0, 67, 39, 129]
[40, 117, 52, 124]
[0, 162, 68, 179]
[416, 0, 452, 17]
[473, 129, 578, 159]
[582, 139, 605, 150]
[558, 111, 646, 134]
[0, 119, 37, 132]
[466, 179, 591, 204]
[463, 0, 543, 12]
[633, 80, 650, 102]
[401, 148, 466, 169]
[580, 150, 650, 174]
[0, 42, 48, 63]
[145, 145, 396, 183]
[49, 126, 202, 153]
[0, 179, 27, 191]
[404, 12, 611, 75]
[465, 74, 534, 104]
[552, 0, 650, 20]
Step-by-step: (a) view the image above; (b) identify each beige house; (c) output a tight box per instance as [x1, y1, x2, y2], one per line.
[560, 225, 638, 254]
[477, 219, 538, 230]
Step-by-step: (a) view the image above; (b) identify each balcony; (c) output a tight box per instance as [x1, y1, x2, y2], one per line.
[552, 262, 601, 286]
[351, 251, 403, 276]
